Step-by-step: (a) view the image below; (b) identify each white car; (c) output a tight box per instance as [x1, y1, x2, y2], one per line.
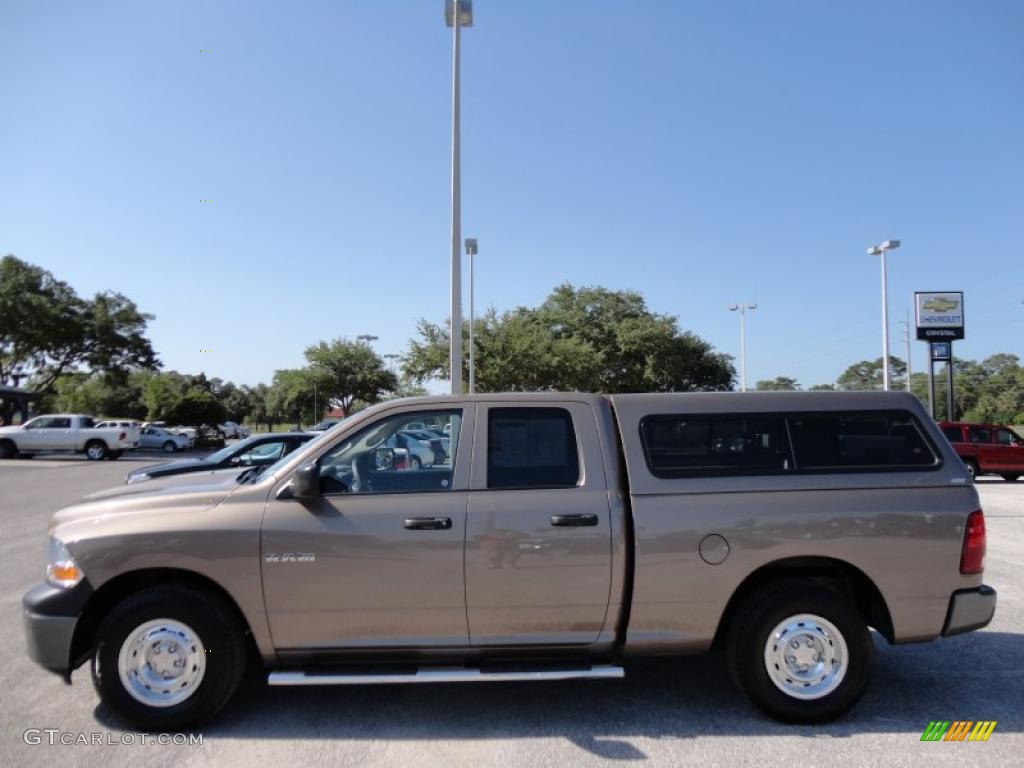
[219, 421, 250, 439]
[144, 422, 197, 441]
[138, 427, 192, 453]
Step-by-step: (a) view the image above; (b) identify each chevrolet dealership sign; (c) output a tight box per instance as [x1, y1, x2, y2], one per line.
[914, 291, 965, 340]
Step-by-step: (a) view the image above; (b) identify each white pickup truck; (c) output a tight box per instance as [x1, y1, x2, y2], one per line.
[0, 414, 139, 460]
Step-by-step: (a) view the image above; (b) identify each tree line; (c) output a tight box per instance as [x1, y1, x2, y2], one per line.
[756, 354, 1024, 423]
[4, 254, 1020, 427]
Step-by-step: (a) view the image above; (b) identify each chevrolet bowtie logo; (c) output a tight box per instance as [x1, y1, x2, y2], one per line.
[922, 298, 959, 313]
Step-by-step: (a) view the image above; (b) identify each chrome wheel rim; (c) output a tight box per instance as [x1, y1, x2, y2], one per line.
[86, 444, 104, 460]
[118, 619, 206, 707]
[763, 613, 848, 700]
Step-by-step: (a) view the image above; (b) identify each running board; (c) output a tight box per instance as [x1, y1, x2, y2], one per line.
[268, 664, 624, 686]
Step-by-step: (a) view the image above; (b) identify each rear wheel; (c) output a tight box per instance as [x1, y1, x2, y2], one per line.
[0, 440, 15, 459]
[162, 441, 177, 453]
[106, 451, 124, 460]
[727, 584, 872, 723]
[963, 459, 979, 479]
[92, 585, 246, 730]
[1002, 474, 1020, 482]
[85, 441, 109, 461]
[410, 456, 422, 471]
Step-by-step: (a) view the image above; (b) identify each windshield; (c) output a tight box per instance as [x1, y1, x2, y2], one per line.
[205, 438, 253, 464]
[246, 421, 347, 482]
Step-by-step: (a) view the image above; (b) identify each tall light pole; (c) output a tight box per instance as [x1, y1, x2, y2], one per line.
[465, 237, 478, 393]
[866, 239, 901, 391]
[728, 303, 757, 392]
[356, 334, 379, 347]
[445, 0, 472, 394]
[898, 313, 912, 393]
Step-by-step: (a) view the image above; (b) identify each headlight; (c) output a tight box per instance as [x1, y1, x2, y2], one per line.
[46, 537, 84, 589]
[126, 472, 150, 485]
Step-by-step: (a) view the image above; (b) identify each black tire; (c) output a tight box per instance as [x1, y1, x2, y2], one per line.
[1002, 474, 1020, 482]
[963, 459, 979, 479]
[84, 440, 108, 461]
[0, 440, 15, 459]
[106, 451, 124, 461]
[727, 584, 872, 724]
[18, 452, 35, 459]
[410, 456, 422, 470]
[91, 585, 246, 731]
[162, 441, 177, 453]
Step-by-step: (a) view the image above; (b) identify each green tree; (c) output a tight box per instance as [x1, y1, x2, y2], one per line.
[835, 357, 907, 391]
[304, 339, 398, 413]
[808, 383, 835, 391]
[0, 256, 158, 414]
[266, 369, 312, 427]
[162, 389, 227, 429]
[756, 376, 799, 391]
[404, 284, 734, 393]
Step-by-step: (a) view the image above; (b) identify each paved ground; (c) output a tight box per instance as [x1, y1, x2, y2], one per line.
[1, 457, 1020, 767]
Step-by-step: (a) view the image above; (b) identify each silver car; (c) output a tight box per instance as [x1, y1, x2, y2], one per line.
[138, 426, 191, 453]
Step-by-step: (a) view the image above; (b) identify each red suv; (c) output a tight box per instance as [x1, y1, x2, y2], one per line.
[939, 421, 1024, 481]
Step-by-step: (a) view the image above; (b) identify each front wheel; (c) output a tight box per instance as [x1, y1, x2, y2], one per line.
[727, 585, 872, 723]
[410, 456, 422, 471]
[106, 451, 124, 460]
[92, 585, 246, 730]
[85, 441, 109, 461]
[964, 459, 979, 479]
[1002, 474, 1020, 482]
[162, 441, 177, 453]
[0, 440, 17, 459]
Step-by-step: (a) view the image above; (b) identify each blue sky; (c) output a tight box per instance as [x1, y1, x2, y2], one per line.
[2, 0, 1022, 390]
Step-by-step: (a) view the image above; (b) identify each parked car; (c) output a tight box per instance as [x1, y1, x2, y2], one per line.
[383, 430, 435, 469]
[144, 422, 198, 441]
[23, 391, 994, 730]
[219, 421, 250, 440]
[308, 419, 341, 432]
[137, 426, 192, 453]
[401, 428, 449, 463]
[124, 432, 315, 484]
[939, 421, 1024, 481]
[0, 414, 139, 460]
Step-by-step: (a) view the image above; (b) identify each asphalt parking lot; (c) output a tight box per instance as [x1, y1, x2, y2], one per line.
[1, 457, 1020, 767]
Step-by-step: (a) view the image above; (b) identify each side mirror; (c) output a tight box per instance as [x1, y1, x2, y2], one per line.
[291, 462, 320, 499]
[373, 447, 395, 472]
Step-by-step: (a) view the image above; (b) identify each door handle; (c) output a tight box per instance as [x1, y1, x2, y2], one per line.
[550, 514, 599, 527]
[404, 517, 453, 531]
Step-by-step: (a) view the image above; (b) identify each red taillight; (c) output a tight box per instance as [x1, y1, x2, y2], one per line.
[960, 509, 986, 575]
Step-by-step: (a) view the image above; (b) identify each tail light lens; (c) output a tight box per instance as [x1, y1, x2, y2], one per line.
[960, 509, 986, 575]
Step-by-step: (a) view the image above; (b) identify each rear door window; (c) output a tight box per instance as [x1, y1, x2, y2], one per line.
[968, 427, 992, 444]
[640, 415, 792, 477]
[487, 407, 580, 489]
[789, 412, 937, 469]
[942, 426, 963, 443]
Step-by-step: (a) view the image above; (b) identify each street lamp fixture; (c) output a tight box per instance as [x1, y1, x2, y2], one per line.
[445, 0, 473, 395]
[866, 239, 901, 391]
[356, 334, 379, 346]
[729, 303, 757, 392]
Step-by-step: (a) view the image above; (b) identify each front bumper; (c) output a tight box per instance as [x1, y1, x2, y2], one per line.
[942, 585, 996, 637]
[23, 581, 93, 679]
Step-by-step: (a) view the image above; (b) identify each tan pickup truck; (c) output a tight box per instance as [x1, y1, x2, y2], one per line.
[23, 391, 995, 729]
